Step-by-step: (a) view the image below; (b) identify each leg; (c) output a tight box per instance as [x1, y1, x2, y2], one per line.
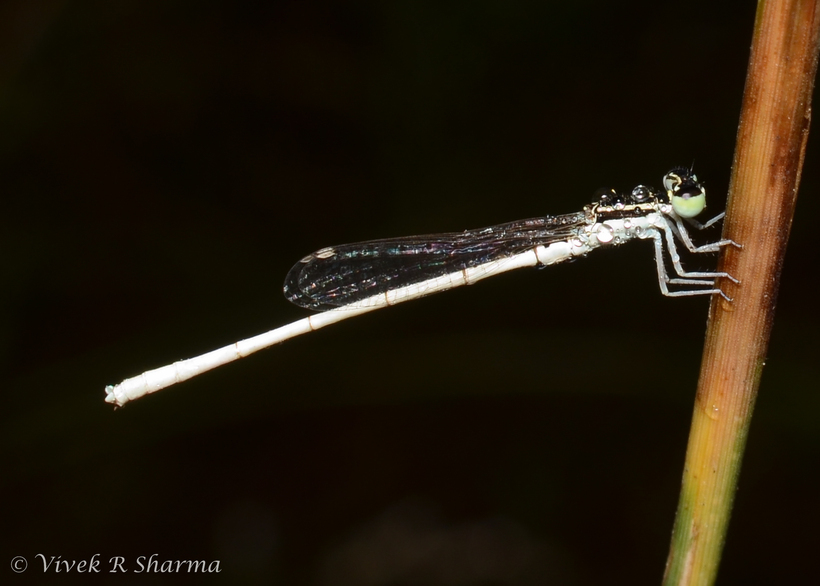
[684, 211, 725, 230]
[662, 225, 740, 283]
[651, 230, 733, 301]
[672, 215, 741, 253]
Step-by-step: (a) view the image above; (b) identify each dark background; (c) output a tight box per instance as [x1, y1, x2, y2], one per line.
[2, 1, 819, 584]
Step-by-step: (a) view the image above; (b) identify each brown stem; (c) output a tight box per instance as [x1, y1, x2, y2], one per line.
[663, 1, 820, 585]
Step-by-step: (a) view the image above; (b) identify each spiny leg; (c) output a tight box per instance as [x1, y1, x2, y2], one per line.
[662, 224, 739, 283]
[671, 214, 741, 253]
[684, 211, 725, 230]
[651, 230, 732, 301]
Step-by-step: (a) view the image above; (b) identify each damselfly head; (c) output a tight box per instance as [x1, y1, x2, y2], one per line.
[664, 168, 706, 218]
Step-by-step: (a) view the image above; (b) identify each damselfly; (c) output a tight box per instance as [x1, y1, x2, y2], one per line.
[105, 168, 739, 407]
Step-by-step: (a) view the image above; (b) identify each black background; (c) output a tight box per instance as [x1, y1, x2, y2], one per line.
[2, 1, 819, 584]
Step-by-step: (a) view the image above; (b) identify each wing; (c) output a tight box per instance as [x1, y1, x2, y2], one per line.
[284, 212, 586, 310]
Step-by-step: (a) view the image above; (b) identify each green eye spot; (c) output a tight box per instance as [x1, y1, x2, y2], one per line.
[671, 191, 706, 218]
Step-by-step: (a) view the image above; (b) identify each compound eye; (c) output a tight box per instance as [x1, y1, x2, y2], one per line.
[671, 183, 707, 218]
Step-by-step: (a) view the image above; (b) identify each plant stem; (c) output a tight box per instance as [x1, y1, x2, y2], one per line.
[663, 1, 820, 584]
